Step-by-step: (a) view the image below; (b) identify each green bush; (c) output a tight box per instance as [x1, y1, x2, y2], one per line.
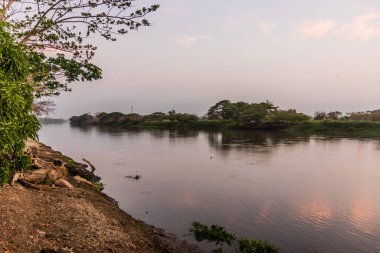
[0, 23, 40, 184]
[191, 221, 279, 253]
[192, 221, 236, 246]
[239, 238, 279, 253]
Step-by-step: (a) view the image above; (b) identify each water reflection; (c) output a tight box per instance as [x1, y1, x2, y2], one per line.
[299, 198, 332, 230]
[177, 192, 200, 209]
[256, 200, 272, 222]
[207, 130, 309, 153]
[71, 125, 311, 154]
[350, 195, 375, 234]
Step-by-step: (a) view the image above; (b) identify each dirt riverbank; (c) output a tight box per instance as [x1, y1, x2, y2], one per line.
[0, 140, 203, 253]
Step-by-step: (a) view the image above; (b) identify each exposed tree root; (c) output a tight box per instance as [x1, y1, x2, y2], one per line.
[12, 151, 95, 189]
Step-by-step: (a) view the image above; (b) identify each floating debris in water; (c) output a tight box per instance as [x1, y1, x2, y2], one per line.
[125, 174, 141, 180]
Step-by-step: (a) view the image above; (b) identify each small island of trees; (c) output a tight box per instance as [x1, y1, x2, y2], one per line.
[69, 100, 380, 137]
[70, 100, 310, 129]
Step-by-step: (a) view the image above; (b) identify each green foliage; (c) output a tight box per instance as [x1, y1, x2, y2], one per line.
[192, 221, 236, 246]
[37, 54, 102, 97]
[239, 239, 279, 253]
[1, 0, 159, 96]
[269, 110, 310, 123]
[166, 110, 199, 122]
[0, 23, 40, 184]
[326, 111, 342, 120]
[314, 111, 327, 120]
[191, 221, 279, 253]
[93, 181, 105, 192]
[97, 112, 124, 125]
[0, 25, 29, 81]
[340, 110, 380, 122]
[70, 113, 97, 126]
[121, 113, 144, 124]
[144, 112, 169, 121]
[207, 100, 295, 126]
[207, 100, 232, 119]
[237, 103, 271, 124]
[174, 113, 199, 123]
[168, 110, 177, 121]
[289, 120, 380, 137]
[314, 111, 342, 121]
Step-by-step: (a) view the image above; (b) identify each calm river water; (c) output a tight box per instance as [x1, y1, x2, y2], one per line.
[39, 123, 380, 253]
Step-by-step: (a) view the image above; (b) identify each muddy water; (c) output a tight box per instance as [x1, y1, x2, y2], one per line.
[39, 123, 380, 253]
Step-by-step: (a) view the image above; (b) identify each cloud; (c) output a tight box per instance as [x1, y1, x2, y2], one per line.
[258, 22, 276, 36]
[293, 11, 380, 41]
[340, 11, 380, 41]
[224, 15, 242, 31]
[295, 20, 336, 39]
[177, 36, 200, 48]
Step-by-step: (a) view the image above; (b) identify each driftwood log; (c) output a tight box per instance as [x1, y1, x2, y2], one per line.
[11, 153, 95, 189]
[12, 158, 74, 188]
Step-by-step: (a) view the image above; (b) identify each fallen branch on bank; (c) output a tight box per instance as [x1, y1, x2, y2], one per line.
[11, 151, 96, 189]
[82, 158, 96, 172]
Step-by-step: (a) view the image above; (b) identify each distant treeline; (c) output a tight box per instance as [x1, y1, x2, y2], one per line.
[38, 118, 67, 124]
[314, 110, 380, 121]
[69, 100, 380, 132]
[70, 100, 310, 130]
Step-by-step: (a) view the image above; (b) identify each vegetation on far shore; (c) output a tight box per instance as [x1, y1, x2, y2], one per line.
[38, 117, 67, 124]
[284, 120, 380, 138]
[70, 100, 309, 129]
[69, 100, 380, 137]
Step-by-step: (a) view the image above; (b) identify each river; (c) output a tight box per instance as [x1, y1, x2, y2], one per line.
[39, 123, 380, 253]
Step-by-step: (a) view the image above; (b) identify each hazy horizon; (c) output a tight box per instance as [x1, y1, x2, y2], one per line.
[47, 0, 380, 118]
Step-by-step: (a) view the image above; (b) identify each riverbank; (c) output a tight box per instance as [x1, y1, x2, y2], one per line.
[0, 140, 203, 253]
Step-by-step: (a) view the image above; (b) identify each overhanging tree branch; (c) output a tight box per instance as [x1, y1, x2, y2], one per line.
[0, 0, 159, 97]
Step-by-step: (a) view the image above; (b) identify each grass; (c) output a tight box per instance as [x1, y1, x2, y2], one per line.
[288, 120, 380, 138]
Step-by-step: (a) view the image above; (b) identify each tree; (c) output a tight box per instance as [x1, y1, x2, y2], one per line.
[174, 113, 199, 123]
[314, 111, 327, 120]
[121, 113, 143, 124]
[326, 111, 342, 120]
[0, 23, 40, 183]
[270, 109, 310, 123]
[0, 0, 159, 99]
[166, 110, 199, 122]
[238, 103, 270, 125]
[168, 110, 176, 121]
[144, 112, 168, 121]
[207, 100, 231, 119]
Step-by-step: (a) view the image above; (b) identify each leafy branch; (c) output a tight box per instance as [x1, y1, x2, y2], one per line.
[0, 0, 159, 97]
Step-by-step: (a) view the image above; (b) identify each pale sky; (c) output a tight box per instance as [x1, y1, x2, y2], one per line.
[50, 0, 380, 118]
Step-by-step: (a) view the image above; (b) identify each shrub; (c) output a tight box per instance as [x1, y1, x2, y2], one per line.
[239, 238, 279, 253]
[0, 23, 40, 184]
[192, 221, 236, 246]
[191, 221, 279, 253]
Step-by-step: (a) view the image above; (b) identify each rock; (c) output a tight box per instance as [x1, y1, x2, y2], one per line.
[36, 229, 46, 238]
